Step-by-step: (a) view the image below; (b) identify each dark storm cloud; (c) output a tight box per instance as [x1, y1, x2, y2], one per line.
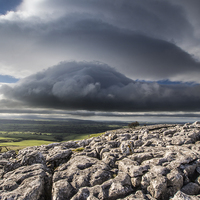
[25, 15, 200, 82]
[20, 0, 192, 41]
[0, 0, 200, 82]
[1, 61, 200, 112]
[61, 0, 193, 41]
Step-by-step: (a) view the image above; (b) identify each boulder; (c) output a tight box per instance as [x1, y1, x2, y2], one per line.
[147, 175, 167, 199]
[46, 146, 72, 162]
[0, 164, 51, 200]
[71, 172, 133, 200]
[118, 158, 149, 177]
[52, 179, 74, 200]
[128, 152, 153, 164]
[120, 141, 134, 155]
[181, 182, 200, 195]
[171, 191, 200, 200]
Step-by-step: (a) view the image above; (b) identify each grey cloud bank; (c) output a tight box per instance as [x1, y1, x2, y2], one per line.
[0, 0, 200, 82]
[0, 0, 200, 116]
[1, 61, 200, 112]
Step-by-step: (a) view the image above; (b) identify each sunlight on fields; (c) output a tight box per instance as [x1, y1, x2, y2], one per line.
[0, 118, 126, 152]
[0, 140, 53, 147]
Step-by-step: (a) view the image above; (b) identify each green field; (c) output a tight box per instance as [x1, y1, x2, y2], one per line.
[0, 119, 127, 152]
[0, 140, 53, 153]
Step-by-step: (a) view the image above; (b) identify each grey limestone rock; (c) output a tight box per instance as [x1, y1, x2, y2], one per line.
[170, 191, 200, 200]
[134, 139, 144, 148]
[52, 155, 112, 199]
[118, 158, 149, 177]
[147, 175, 167, 199]
[167, 169, 183, 196]
[150, 165, 169, 176]
[0, 150, 16, 160]
[0, 164, 51, 200]
[1, 121, 200, 199]
[108, 133, 117, 140]
[52, 179, 74, 200]
[181, 182, 200, 195]
[17, 150, 46, 166]
[131, 176, 142, 188]
[46, 146, 72, 162]
[71, 172, 133, 200]
[163, 128, 177, 136]
[181, 163, 197, 178]
[117, 190, 147, 199]
[101, 152, 116, 168]
[128, 152, 154, 164]
[141, 171, 157, 191]
[120, 140, 134, 155]
[46, 146, 72, 169]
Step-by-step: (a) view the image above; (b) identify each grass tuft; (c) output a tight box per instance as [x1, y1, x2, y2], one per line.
[72, 147, 85, 152]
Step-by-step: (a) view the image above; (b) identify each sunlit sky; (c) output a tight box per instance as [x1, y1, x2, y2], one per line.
[0, 0, 200, 123]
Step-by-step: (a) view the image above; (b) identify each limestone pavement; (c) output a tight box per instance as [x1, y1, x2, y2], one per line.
[1, 121, 200, 199]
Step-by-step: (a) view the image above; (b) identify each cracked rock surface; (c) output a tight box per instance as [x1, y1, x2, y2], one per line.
[1, 121, 200, 199]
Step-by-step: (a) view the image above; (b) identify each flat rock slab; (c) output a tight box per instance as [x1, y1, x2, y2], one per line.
[52, 155, 112, 199]
[0, 164, 51, 200]
[71, 172, 133, 200]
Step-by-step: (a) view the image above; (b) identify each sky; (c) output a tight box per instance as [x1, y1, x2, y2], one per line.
[0, 0, 200, 122]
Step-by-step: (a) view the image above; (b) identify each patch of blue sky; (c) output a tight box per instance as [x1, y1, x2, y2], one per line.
[156, 79, 197, 86]
[0, 0, 22, 15]
[0, 74, 19, 83]
[135, 79, 198, 86]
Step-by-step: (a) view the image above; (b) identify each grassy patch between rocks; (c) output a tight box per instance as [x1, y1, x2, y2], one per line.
[0, 140, 53, 152]
[72, 147, 85, 152]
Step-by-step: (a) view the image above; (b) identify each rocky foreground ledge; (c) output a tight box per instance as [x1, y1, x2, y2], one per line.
[1, 122, 200, 199]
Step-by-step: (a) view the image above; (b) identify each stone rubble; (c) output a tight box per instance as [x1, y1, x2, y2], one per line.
[0, 121, 200, 199]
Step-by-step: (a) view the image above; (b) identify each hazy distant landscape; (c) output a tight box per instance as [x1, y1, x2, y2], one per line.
[0, 118, 128, 152]
[0, 115, 196, 153]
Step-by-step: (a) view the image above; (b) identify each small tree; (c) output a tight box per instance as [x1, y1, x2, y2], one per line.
[128, 121, 139, 129]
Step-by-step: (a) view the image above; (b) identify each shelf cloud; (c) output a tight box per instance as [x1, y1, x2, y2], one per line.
[1, 61, 200, 112]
